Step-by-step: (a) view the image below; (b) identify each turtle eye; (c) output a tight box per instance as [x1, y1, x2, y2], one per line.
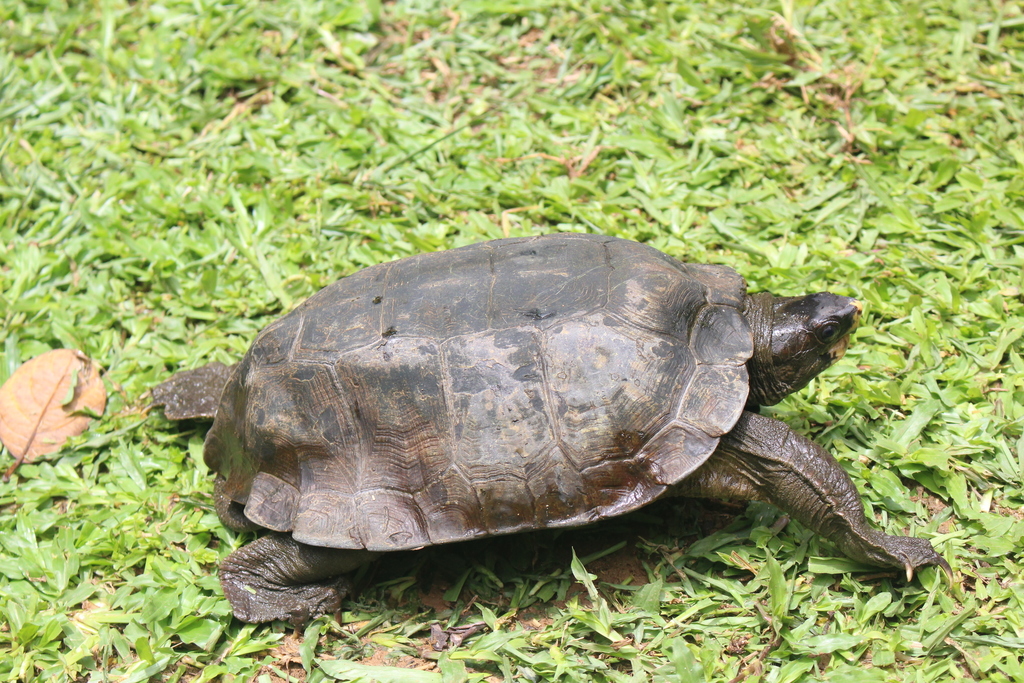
[816, 321, 841, 344]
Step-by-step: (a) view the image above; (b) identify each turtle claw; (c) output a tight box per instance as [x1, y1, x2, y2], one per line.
[898, 541, 952, 583]
[905, 554, 953, 583]
[932, 554, 954, 581]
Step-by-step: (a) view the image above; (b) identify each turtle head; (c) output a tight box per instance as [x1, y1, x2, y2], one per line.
[744, 292, 861, 406]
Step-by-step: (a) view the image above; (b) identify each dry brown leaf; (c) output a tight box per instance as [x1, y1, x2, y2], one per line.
[0, 349, 106, 479]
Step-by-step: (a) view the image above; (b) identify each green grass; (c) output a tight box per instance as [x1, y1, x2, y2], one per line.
[1, 0, 1022, 680]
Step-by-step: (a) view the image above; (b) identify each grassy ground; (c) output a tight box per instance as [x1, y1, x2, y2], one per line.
[1, 0, 1022, 680]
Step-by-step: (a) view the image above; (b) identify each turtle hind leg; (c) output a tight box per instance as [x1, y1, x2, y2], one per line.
[674, 411, 949, 579]
[219, 533, 380, 625]
[151, 361, 236, 420]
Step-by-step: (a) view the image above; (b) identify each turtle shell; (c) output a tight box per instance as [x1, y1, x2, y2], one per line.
[206, 234, 753, 551]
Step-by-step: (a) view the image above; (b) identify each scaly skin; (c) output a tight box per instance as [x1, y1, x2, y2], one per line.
[674, 411, 950, 578]
[213, 476, 260, 532]
[219, 534, 380, 625]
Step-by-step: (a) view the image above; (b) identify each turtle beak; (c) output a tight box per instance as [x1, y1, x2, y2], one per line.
[850, 299, 863, 327]
[847, 296, 864, 319]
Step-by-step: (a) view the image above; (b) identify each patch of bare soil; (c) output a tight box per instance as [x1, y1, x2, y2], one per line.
[249, 634, 305, 683]
[589, 543, 650, 586]
[911, 486, 953, 533]
[418, 581, 452, 612]
[517, 607, 555, 631]
[358, 645, 437, 672]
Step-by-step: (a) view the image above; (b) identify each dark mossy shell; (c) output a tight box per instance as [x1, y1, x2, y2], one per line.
[206, 234, 753, 551]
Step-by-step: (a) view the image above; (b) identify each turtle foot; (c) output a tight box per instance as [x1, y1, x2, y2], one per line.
[840, 531, 950, 581]
[218, 534, 376, 625]
[221, 570, 351, 626]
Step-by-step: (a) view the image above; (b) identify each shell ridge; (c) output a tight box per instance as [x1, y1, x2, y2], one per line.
[537, 263, 608, 310]
[377, 260, 396, 336]
[603, 241, 614, 308]
[486, 246, 497, 329]
[534, 329, 568, 477]
[438, 338, 486, 523]
[600, 309, 687, 341]
[576, 452, 641, 473]
[308, 335, 438, 365]
[435, 334, 459, 505]
[287, 315, 306, 363]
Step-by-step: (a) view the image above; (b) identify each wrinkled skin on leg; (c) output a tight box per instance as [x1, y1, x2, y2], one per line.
[673, 412, 949, 578]
[219, 534, 379, 625]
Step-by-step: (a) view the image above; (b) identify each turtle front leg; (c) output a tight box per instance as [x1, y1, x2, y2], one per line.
[674, 411, 949, 578]
[220, 534, 380, 625]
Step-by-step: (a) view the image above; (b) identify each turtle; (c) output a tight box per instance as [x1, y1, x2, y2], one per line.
[152, 233, 949, 625]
